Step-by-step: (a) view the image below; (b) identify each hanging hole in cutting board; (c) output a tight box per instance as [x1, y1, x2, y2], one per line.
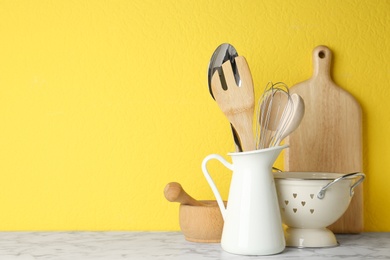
[318, 51, 325, 59]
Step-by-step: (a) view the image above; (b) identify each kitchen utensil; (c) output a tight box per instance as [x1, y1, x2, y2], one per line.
[256, 82, 298, 149]
[208, 43, 240, 96]
[274, 93, 305, 146]
[202, 145, 287, 255]
[256, 82, 290, 148]
[285, 45, 364, 233]
[211, 56, 256, 151]
[274, 171, 365, 248]
[179, 200, 225, 243]
[164, 182, 205, 206]
[208, 43, 242, 152]
[164, 182, 225, 243]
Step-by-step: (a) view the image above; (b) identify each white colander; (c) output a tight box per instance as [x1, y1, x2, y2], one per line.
[274, 172, 365, 248]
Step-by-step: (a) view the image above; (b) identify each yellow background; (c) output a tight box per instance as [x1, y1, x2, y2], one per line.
[0, 0, 389, 231]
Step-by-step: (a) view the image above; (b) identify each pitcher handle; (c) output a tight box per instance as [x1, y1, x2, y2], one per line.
[201, 154, 233, 220]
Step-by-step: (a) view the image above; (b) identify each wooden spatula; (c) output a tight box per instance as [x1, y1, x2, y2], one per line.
[211, 56, 256, 151]
[285, 46, 364, 233]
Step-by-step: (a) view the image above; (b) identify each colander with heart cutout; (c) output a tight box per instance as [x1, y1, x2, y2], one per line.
[273, 172, 365, 248]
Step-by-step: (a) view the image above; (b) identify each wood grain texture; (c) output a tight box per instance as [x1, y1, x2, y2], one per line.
[179, 201, 225, 243]
[164, 182, 204, 206]
[211, 56, 256, 151]
[285, 46, 364, 233]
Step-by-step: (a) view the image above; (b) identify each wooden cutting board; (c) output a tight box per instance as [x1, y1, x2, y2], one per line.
[285, 45, 364, 233]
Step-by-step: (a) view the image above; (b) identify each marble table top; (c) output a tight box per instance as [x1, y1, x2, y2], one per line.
[0, 232, 388, 259]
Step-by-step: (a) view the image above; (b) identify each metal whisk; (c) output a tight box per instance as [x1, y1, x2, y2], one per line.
[255, 82, 294, 149]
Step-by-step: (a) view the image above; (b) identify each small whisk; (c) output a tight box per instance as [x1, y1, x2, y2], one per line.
[255, 82, 294, 149]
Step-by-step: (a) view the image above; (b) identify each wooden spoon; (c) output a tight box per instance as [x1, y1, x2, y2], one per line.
[164, 182, 205, 206]
[211, 56, 256, 151]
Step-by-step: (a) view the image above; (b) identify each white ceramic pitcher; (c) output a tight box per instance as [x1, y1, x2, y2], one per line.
[202, 145, 287, 255]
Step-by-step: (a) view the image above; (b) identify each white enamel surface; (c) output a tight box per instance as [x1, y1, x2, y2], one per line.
[285, 227, 338, 248]
[275, 177, 352, 228]
[202, 145, 287, 255]
[274, 172, 362, 247]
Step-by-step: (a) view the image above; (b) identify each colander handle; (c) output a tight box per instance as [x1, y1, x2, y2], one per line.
[317, 172, 365, 199]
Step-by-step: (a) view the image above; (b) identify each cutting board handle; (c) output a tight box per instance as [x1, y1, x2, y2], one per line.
[312, 45, 332, 81]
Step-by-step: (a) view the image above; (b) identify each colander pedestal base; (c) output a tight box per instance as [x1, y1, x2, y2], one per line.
[285, 227, 338, 248]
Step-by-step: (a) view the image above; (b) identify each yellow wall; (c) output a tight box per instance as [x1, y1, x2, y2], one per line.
[0, 0, 389, 231]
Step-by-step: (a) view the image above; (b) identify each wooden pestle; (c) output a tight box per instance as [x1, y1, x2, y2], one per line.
[164, 182, 205, 206]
